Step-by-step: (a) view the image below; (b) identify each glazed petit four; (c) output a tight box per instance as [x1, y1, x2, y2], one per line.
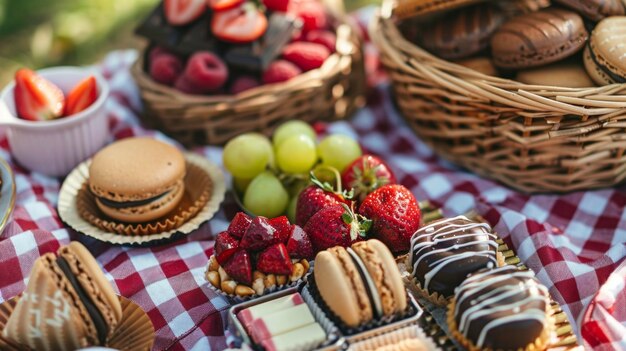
[448, 265, 552, 351]
[407, 215, 501, 304]
[314, 239, 407, 327]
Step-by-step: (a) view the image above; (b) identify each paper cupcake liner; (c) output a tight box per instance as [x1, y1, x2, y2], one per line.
[304, 275, 421, 337]
[447, 297, 554, 351]
[403, 252, 505, 307]
[347, 323, 439, 351]
[205, 266, 304, 304]
[300, 284, 345, 350]
[58, 153, 226, 246]
[0, 295, 154, 351]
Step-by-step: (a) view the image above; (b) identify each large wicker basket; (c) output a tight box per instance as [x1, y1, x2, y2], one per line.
[371, 2, 626, 193]
[131, 3, 365, 146]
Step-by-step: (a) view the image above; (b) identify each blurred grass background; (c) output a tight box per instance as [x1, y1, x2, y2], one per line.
[0, 0, 374, 86]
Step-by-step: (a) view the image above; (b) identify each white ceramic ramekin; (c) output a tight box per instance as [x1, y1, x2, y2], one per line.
[0, 67, 110, 177]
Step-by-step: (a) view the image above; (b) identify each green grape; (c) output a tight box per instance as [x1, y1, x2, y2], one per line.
[273, 120, 316, 148]
[287, 196, 298, 224]
[276, 134, 318, 174]
[244, 171, 289, 217]
[233, 177, 252, 194]
[248, 133, 276, 169]
[317, 134, 362, 173]
[223, 133, 272, 178]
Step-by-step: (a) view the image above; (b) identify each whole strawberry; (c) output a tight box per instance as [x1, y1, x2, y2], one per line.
[296, 172, 352, 227]
[358, 184, 420, 254]
[342, 155, 397, 203]
[304, 203, 371, 253]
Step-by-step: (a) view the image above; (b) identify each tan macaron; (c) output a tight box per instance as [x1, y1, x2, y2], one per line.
[584, 17, 626, 85]
[89, 137, 186, 223]
[516, 61, 595, 88]
[314, 239, 407, 327]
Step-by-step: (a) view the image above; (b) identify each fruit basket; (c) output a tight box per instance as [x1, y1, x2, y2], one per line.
[131, 0, 365, 146]
[371, 0, 626, 193]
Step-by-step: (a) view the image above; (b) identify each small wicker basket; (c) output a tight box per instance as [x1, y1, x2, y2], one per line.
[131, 3, 365, 146]
[371, 1, 626, 193]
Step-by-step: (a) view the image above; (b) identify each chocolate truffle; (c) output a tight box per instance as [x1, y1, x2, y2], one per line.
[407, 215, 499, 301]
[449, 265, 551, 350]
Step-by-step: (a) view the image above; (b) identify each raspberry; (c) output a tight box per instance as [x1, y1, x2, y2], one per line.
[230, 76, 261, 94]
[184, 51, 228, 91]
[263, 60, 302, 84]
[149, 53, 183, 86]
[282, 42, 330, 71]
[305, 30, 336, 52]
[148, 46, 171, 62]
[263, 0, 289, 12]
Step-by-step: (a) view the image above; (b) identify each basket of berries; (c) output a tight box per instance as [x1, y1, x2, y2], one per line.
[131, 0, 366, 146]
[371, 0, 626, 193]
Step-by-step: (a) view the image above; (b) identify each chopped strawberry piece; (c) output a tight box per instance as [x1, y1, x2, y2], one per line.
[286, 225, 313, 260]
[14, 68, 65, 121]
[257, 243, 293, 275]
[228, 212, 252, 239]
[207, 0, 243, 10]
[269, 216, 291, 243]
[223, 250, 253, 285]
[164, 0, 206, 26]
[212, 3, 268, 44]
[240, 216, 279, 251]
[214, 231, 240, 265]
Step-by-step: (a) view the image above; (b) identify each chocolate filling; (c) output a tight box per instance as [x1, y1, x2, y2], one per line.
[96, 191, 170, 209]
[56, 257, 108, 345]
[347, 248, 382, 319]
[588, 43, 626, 84]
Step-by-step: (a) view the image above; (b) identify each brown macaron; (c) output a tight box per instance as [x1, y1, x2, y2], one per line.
[394, 0, 487, 19]
[420, 4, 505, 60]
[553, 0, 625, 22]
[89, 137, 186, 223]
[583, 16, 626, 85]
[313, 239, 407, 327]
[516, 61, 595, 87]
[491, 8, 589, 69]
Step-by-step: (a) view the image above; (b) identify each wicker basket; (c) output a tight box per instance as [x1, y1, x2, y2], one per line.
[131, 3, 365, 146]
[371, 2, 626, 193]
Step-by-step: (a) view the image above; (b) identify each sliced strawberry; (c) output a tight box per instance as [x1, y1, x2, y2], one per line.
[240, 216, 278, 251]
[257, 243, 293, 275]
[214, 231, 240, 265]
[228, 212, 252, 239]
[207, 0, 243, 11]
[269, 216, 291, 243]
[286, 225, 313, 260]
[223, 250, 253, 285]
[64, 76, 98, 116]
[164, 0, 206, 26]
[212, 3, 268, 44]
[14, 68, 65, 121]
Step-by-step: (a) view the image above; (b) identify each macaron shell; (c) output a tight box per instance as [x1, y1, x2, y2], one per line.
[553, 0, 625, 21]
[89, 137, 186, 202]
[584, 45, 615, 85]
[58, 242, 123, 330]
[314, 248, 372, 327]
[353, 240, 407, 315]
[589, 16, 626, 82]
[95, 180, 185, 223]
[397, 0, 486, 18]
[491, 8, 588, 69]
[516, 61, 595, 88]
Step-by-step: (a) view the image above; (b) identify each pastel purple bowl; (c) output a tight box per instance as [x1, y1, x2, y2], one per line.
[0, 67, 110, 177]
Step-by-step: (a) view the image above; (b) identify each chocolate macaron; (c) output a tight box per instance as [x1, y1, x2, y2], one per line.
[89, 137, 186, 223]
[314, 239, 407, 327]
[394, 0, 487, 19]
[491, 8, 589, 69]
[553, 0, 625, 22]
[584, 16, 626, 85]
[407, 215, 501, 304]
[420, 4, 505, 60]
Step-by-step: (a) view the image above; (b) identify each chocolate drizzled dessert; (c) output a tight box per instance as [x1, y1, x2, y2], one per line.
[407, 215, 499, 301]
[448, 265, 551, 350]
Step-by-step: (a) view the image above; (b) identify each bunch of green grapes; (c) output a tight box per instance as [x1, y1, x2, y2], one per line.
[223, 121, 362, 220]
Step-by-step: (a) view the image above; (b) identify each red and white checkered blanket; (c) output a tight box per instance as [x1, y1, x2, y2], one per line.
[0, 42, 625, 350]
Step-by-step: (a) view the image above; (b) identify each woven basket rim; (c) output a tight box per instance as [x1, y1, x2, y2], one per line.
[371, 3, 626, 117]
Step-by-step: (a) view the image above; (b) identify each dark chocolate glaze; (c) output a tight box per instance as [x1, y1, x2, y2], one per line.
[453, 266, 549, 350]
[96, 191, 169, 209]
[420, 4, 505, 60]
[56, 257, 108, 345]
[408, 216, 498, 297]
